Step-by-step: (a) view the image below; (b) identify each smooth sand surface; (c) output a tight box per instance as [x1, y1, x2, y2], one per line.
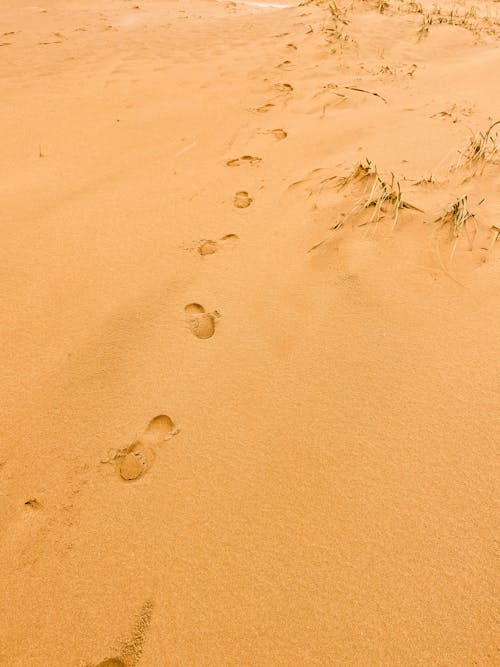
[0, 0, 499, 664]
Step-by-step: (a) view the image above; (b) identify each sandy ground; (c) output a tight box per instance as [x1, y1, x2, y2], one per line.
[0, 0, 499, 664]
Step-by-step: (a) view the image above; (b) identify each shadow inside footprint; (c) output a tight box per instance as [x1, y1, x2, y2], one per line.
[95, 660, 126, 667]
[184, 303, 217, 339]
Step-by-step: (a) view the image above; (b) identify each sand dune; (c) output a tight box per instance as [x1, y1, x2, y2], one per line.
[0, 0, 499, 664]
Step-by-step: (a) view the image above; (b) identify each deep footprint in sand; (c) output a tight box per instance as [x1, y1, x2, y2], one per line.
[95, 659, 126, 667]
[233, 191, 253, 208]
[184, 303, 218, 339]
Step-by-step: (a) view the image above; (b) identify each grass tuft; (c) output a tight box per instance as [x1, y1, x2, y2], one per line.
[363, 171, 422, 228]
[434, 195, 475, 240]
[333, 160, 422, 229]
[456, 121, 500, 174]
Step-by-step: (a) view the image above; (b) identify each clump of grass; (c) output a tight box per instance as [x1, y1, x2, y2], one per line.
[456, 121, 500, 174]
[417, 12, 433, 39]
[432, 195, 479, 265]
[434, 195, 475, 240]
[363, 171, 422, 228]
[324, 2, 352, 46]
[332, 160, 422, 229]
[414, 173, 435, 185]
[415, 5, 498, 38]
[334, 158, 377, 188]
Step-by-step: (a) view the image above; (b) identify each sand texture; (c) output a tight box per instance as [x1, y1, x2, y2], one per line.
[0, 0, 499, 664]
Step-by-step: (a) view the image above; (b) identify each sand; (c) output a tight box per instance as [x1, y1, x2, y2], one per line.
[0, 0, 499, 664]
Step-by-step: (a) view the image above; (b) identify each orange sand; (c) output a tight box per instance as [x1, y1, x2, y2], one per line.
[0, 0, 499, 664]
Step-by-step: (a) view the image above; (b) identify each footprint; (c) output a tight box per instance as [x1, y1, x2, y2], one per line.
[226, 155, 262, 167]
[184, 303, 205, 315]
[274, 83, 293, 93]
[117, 442, 154, 481]
[197, 234, 239, 256]
[95, 659, 126, 667]
[233, 191, 252, 209]
[102, 415, 177, 482]
[254, 103, 275, 113]
[184, 303, 218, 339]
[270, 128, 287, 140]
[198, 239, 218, 255]
[140, 415, 176, 446]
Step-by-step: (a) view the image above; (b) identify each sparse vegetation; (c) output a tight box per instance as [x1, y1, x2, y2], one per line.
[323, 2, 354, 49]
[456, 120, 500, 174]
[415, 4, 500, 38]
[434, 195, 475, 241]
[434, 195, 477, 261]
[364, 171, 422, 228]
[417, 12, 433, 39]
[335, 158, 377, 188]
[332, 160, 422, 229]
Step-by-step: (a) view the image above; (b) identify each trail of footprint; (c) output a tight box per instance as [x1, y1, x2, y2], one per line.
[184, 303, 219, 339]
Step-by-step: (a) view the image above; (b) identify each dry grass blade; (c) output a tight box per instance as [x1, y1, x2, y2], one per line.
[487, 225, 500, 254]
[342, 85, 387, 103]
